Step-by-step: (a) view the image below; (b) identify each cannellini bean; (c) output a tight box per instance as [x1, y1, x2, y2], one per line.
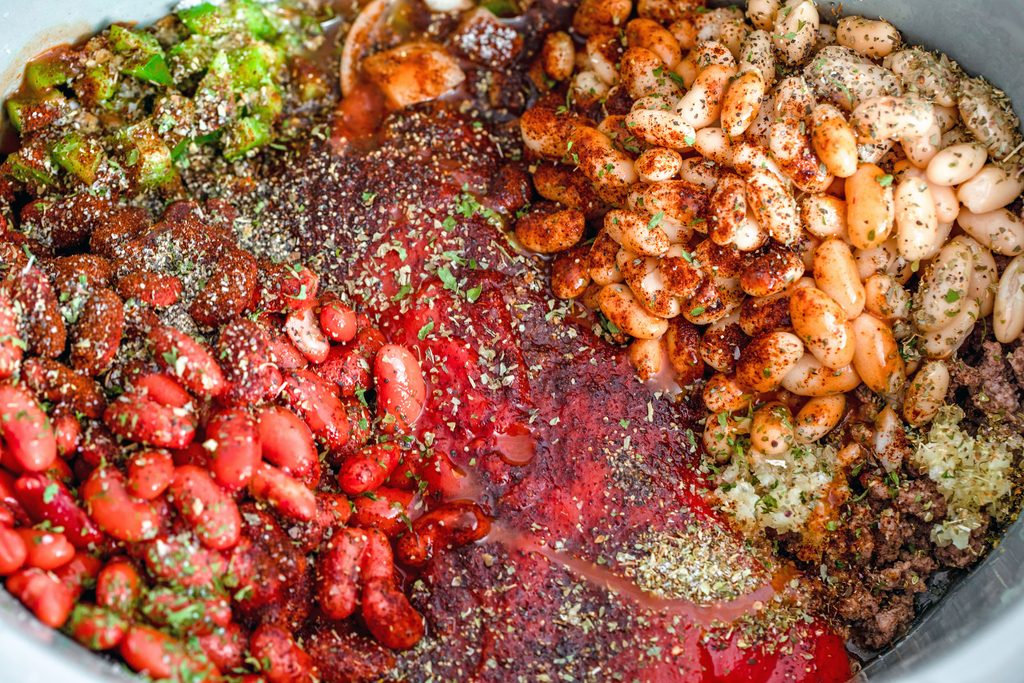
[739, 245, 805, 297]
[836, 16, 901, 59]
[586, 31, 621, 85]
[810, 104, 859, 178]
[994, 254, 1024, 343]
[894, 175, 940, 262]
[702, 372, 754, 413]
[551, 245, 592, 299]
[629, 338, 664, 380]
[514, 206, 585, 254]
[746, 168, 800, 245]
[959, 76, 1023, 159]
[738, 30, 775, 87]
[620, 254, 682, 319]
[597, 284, 670, 339]
[746, 0, 780, 31]
[886, 48, 959, 108]
[864, 273, 911, 321]
[794, 395, 845, 443]
[693, 127, 734, 166]
[813, 238, 865, 319]
[664, 317, 705, 385]
[731, 139, 781, 177]
[708, 173, 747, 247]
[958, 235, 997, 317]
[858, 139, 894, 165]
[632, 180, 709, 230]
[899, 164, 960, 222]
[872, 405, 907, 472]
[604, 209, 670, 256]
[768, 118, 833, 193]
[901, 123, 942, 168]
[721, 70, 766, 137]
[541, 32, 576, 81]
[572, 0, 632, 36]
[704, 413, 751, 463]
[734, 331, 804, 392]
[634, 147, 682, 182]
[700, 313, 744, 373]
[773, 74, 815, 121]
[673, 50, 698, 88]
[658, 245, 704, 298]
[851, 313, 905, 394]
[693, 40, 737, 71]
[626, 18, 682, 68]
[921, 298, 979, 358]
[801, 194, 848, 240]
[932, 104, 959, 132]
[739, 290, 790, 336]
[846, 163, 895, 250]
[804, 46, 903, 112]
[621, 47, 681, 99]
[571, 70, 611, 108]
[678, 157, 720, 190]
[912, 238, 974, 332]
[926, 142, 988, 186]
[588, 231, 624, 285]
[572, 127, 638, 202]
[751, 402, 795, 456]
[520, 106, 577, 159]
[958, 165, 1024, 213]
[956, 207, 1024, 256]
[625, 107, 697, 150]
[790, 286, 856, 369]
[850, 95, 934, 144]
[781, 353, 862, 396]
[903, 360, 950, 427]
[772, 0, 818, 66]
[674, 63, 736, 130]
[855, 238, 911, 283]
[732, 212, 769, 252]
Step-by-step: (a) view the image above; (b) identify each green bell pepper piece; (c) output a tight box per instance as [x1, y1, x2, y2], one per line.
[51, 133, 104, 184]
[5, 91, 64, 134]
[223, 116, 271, 160]
[168, 35, 215, 79]
[3, 147, 56, 186]
[227, 45, 271, 90]
[74, 64, 120, 106]
[25, 57, 71, 90]
[118, 120, 176, 188]
[177, 2, 230, 36]
[229, 0, 279, 40]
[109, 25, 174, 86]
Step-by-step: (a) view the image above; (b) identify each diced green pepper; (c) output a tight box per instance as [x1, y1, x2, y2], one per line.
[125, 53, 174, 86]
[25, 57, 71, 90]
[168, 35, 215, 80]
[230, 0, 280, 40]
[243, 82, 283, 122]
[74, 64, 120, 106]
[480, 0, 520, 16]
[109, 24, 161, 55]
[51, 133, 104, 184]
[177, 2, 230, 36]
[222, 116, 271, 160]
[5, 91, 65, 133]
[227, 45, 271, 90]
[3, 145, 56, 186]
[117, 120, 176, 188]
[109, 25, 174, 86]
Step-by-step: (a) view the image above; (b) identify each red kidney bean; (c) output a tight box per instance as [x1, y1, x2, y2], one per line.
[53, 552, 102, 600]
[353, 487, 413, 537]
[168, 465, 241, 551]
[142, 536, 227, 589]
[360, 528, 394, 583]
[96, 560, 142, 614]
[0, 289, 23, 378]
[82, 467, 162, 542]
[67, 603, 128, 650]
[0, 384, 56, 472]
[22, 357, 106, 418]
[319, 300, 357, 343]
[338, 443, 402, 496]
[17, 528, 74, 570]
[52, 411, 81, 458]
[249, 624, 315, 683]
[342, 398, 373, 452]
[198, 623, 247, 672]
[314, 344, 371, 398]
[0, 504, 14, 528]
[362, 578, 425, 651]
[205, 409, 260, 492]
[266, 330, 308, 371]
[0, 470, 28, 524]
[126, 450, 174, 500]
[14, 473, 103, 549]
[104, 391, 196, 449]
[7, 567, 74, 628]
[315, 528, 368, 620]
[284, 307, 330, 363]
[261, 263, 319, 314]
[135, 373, 193, 409]
[218, 319, 281, 406]
[248, 463, 316, 522]
[281, 369, 350, 452]
[78, 420, 117, 467]
[373, 345, 426, 434]
[141, 588, 231, 636]
[0, 526, 26, 575]
[396, 501, 491, 567]
[116, 271, 183, 307]
[257, 406, 317, 478]
[120, 625, 221, 681]
[150, 325, 226, 398]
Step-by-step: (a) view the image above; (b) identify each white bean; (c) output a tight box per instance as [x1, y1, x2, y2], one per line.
[746, 168, 800, 245]
[912, 238, 974, 333]
[864, 273, 911, 322]
[604, 209, 670, 256]
[926, 142, 988, 187]
[794, 395, 846, 444]
[625, 107, 697, 150]
[772, 0, 819, 66]
[921, 298, 979, 358]
[894, 175, 940, 262]
[851, 313, 905, 394]
[702, 372, 754, 413]
[956, 207, 1024, 256]
[846, 163, 895, 250]
[994, 254, 1024, 343]
[813, 237, 865, 319]
[801, 194, 848, 240]
[850, 95, 934, 144]
[836, 16, 901, 59]
[957, 165, 1024, 213]
[790, 286, 857, 369]
[751, 402, 796, 456]
[903, 360, 950, 427]
[811, 103, 859, 178]
[781, 353, 862, 396]
[674, 63, 736, 129]
[735, 330, 805, 392]
[598, 284, 670, 339]
[634, 147, 682, 182]
[721, 70, 766, 137]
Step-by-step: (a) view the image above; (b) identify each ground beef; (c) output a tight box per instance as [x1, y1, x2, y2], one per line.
[950, 340, 1021, 417]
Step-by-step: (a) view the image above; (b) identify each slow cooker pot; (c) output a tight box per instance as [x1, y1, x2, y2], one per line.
[0, 1, 1021, 681]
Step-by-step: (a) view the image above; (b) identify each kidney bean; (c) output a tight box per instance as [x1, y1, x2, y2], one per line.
[0, 470, 28, 524]
[315, 528, 368, 620]
[342, 398, 373, 453]
[338, 443, 402, 496]
[172, 442, 210, 469]
[319, 300, 357, 343]
[0, 526, 26, 575]
[135, 373, 193, 409]
[67, 603, 128, 650]
[197, 623, 247, 672]
[17, 528, 74, 570]
[362, 578, 425, 650]
[249, 463, 317, 522]
[120, 625, 221, 681]
[281, 369, 350, 452]
[205, 409, 260, 492]
[116, 271, 183, 307]
[168, 465, 241, 551]
[96, 560, 142, 614]
[354, 324, 386, 356]
[260, 263, 320, 314]
[141, 588, 231, 636]
[151, 325, 226, 398]
[143, 536, 227, 589]
[313, 344, 371, 398]
[373, 345, 426, 434]
[396, 501, 491, 567]
[82, 467, 161, 542]
[14, 473, 103, 549]
[249, 624, 315, 683]
[52, 411, 81, 458]
[104, 392, 196, 449]
[7, 567, 74, 627]
[11, 266, 66, 359]
[127, 450, 174, 500]
[266, 329, 307, 370]
[284, 307, 330, 363]
[0, 504, 14, 528]
[0, 289, 23, 378]
[78, 420, 118, 467]
[44, 457, 74, 485]
[22, 357, 106, 418]
[218, 319, 281, 406]
[0, 385, 56, 472]
[354, 487, 413, 537]
[69, 287, 124, 377]
[257, 406, 317, 478]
